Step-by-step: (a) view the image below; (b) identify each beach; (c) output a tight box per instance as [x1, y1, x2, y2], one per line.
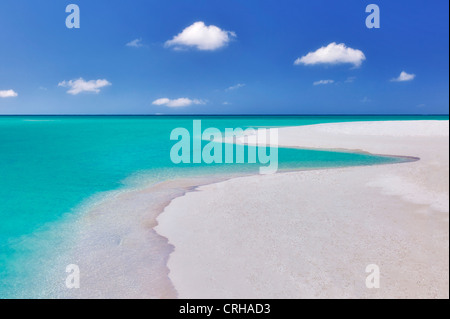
[156, 120, 449, 299]
[1, 117, 448, 299]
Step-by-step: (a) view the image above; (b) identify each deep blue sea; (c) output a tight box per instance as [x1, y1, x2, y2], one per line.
[0, 115, 447, 298]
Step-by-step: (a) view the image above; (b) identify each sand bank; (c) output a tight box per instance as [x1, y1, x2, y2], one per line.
[156, 121, 449, 298]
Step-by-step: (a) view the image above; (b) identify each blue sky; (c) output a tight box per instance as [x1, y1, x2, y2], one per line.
[0, 0, 448, 115]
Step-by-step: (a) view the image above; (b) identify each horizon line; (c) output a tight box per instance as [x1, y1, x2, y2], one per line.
[0, 114, 448, 117]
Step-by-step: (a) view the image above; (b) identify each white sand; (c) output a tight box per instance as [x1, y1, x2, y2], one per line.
[156, 120, 449, 299]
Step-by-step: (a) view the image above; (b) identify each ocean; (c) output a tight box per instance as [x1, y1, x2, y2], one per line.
[0, 115, 447, 298]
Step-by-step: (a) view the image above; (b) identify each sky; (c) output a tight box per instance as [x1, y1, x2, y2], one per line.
[0, 0, 448, 115]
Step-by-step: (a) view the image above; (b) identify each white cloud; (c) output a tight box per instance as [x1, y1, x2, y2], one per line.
[152, 97, 206, 108]
[294, 42, 366, 67]
[126, 38, 143, 48]
[313, 79, 334, 86]
[391, 71, 416, 82]
[58, 78, 111, 95]
[165, 21, 236, 51]
[226, 83, 245, 91]
[0, 89, 18, 98]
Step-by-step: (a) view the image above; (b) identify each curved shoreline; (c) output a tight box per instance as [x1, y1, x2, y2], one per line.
[58, 127, 414, 298]
[1, 119, 446, 298]
[156, 120, 449, 298]
[54, 120, 448, 298]
[59, 175, 235, 298]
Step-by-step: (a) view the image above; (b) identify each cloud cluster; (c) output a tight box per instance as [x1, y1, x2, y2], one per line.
[165, 21, 236, 51]
[152, 97, 206, 108]
[391, 71, 415, 82]
[295, 42, 366, 67]
[313, 80, 334, 86]
[126, 38, 144, 48]
[58, 78, 111, 95]
[0, 89, 18, 98]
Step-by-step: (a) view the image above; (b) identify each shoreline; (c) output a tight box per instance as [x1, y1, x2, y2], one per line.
[51, 126, 412, 298]
[156, 120, 449, 298]
[48, 119, 448, 299]
[57, 175, 234, 298]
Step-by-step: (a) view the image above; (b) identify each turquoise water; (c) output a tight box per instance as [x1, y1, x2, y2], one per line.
[0, 115, 447, 298]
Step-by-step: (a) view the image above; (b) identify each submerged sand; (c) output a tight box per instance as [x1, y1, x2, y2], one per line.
[156, 121, 449, 299]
